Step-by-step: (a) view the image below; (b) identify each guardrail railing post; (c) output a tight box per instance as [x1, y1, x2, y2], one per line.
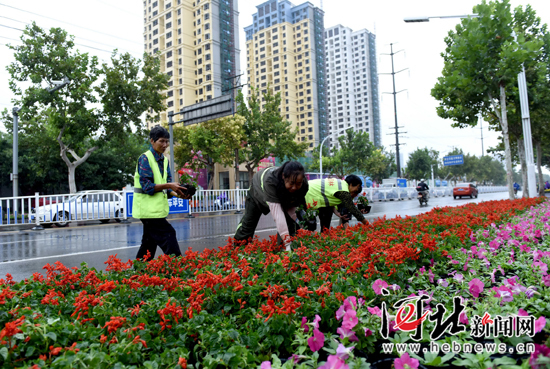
[235, 188, 243, 214]
[119, 190, 130, 224]
[32, 192, 44, 230]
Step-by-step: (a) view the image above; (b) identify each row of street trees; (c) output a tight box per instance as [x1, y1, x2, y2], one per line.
[404, 148, 508, 185]
[2, 22, 168, 194]
[4, 9, 550, 195]
[431, 0, 550, 197]
[172, 88, 307, 189]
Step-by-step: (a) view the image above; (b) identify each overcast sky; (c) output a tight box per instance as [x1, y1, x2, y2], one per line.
[1, 0, 549, 167]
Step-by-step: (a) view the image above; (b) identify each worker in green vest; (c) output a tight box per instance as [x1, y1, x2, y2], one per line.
[133, 126, 191, 260]
[305, 175, 368, 232]
[234, 161, 308, 251]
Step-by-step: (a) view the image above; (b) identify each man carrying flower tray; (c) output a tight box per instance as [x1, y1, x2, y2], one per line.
[305, 175, 369, 233]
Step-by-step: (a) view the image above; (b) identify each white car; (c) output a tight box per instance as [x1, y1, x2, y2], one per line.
[31, 190, 124, 227]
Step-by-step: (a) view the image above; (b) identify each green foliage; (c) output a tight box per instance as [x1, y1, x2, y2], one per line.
[435, 148, 507, 185]
[5, 22, 168, 193]
[236, 88, 308, 182]
[309, 129, 376, 178]
[431, 0, 541, 127]
[364, 148, 397, 182]
[405, 147, 440, 181]
[172, 115, 244, 189]
[0, 125, 147, 194]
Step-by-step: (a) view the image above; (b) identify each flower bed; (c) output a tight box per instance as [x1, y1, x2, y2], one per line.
[0, 198, 546, 368]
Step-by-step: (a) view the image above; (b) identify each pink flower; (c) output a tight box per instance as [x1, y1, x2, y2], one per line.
[336, 344, 354, 360]
[308, 329, 325, 352]
[288, 354, 301, 364]
[372, 279, 388, 295]
[454, 273, 464, 282]
[518, 309, 529, 317]
[319, 355, 348, 369]
[543, 275, 550, 287]
[367, 306, 382, 317]
[535, 316, 547, 333]
[529, 344, 550, 369]
[437, 279, 449, 288]
[532, 262, 548, 275]
[459, 312, 469, 325]
[364, 328, 373, 337]
[493, 285, 514, 303]
[520, 244, 531, 252]
[344, 296, 357, 311]
[468, 278, 484, 298]
[313, 314, 321, 329]
[342, 309, 358, 330]
[428, 269, 435, 283]
[337, 326, 359, 342]
[336, 305, 346, 321]
[301, 317, 309, 333]
[261, 362, 272, 369]
[394, 352, 419, 369]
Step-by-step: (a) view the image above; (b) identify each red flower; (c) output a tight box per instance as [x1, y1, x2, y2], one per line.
[178, 357, 188, 368]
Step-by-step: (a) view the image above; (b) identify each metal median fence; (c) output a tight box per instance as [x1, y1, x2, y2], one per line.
[0, 186, 508, 229]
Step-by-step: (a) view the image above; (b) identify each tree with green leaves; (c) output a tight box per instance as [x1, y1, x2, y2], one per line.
[236, 88, 307, 183]
[172, 115, 244, 189]
[431, 0, 542, 199]
[309, 129, 375, 178]
[5, 22, 168, 193]
[405, 148, 440, 181]
[365, 148, 397, 183]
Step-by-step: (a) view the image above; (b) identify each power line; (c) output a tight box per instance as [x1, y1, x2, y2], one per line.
[0, 2, 142, 45]
[0, 23, 140, 55]
[0, 15, 141, 55]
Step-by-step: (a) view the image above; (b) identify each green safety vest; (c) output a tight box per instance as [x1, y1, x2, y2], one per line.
[305, 178, 349, 209]
[132, 150, 169, 219]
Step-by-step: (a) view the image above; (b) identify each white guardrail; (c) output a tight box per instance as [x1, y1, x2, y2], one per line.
[0, 186, 508, 229]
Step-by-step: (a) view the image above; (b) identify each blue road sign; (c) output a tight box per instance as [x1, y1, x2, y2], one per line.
[125, 192, 190, 217]
[443, 155, 464, 166]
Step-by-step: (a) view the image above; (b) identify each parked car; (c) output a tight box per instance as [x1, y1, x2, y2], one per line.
[453, 183, 478, 199]
[31, 190, 124, 227]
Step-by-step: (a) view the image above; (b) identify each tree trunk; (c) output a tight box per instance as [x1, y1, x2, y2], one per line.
[57, 127, 97, 194]
[244, 162, 255, 186]
[536, 141, 545, 196]
[517, 138, 528, 198]
[493, 86, 515, 200]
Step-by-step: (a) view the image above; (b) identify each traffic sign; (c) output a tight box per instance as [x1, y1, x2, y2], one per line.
[443, 155, 464, 166]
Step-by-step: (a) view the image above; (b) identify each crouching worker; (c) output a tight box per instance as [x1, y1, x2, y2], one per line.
[234, 161, 308, 251]
[133, 126, 192, 260]
[305, 175, 368, 233]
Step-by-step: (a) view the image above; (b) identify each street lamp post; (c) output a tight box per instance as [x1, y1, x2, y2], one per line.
[319, 127, 353, 180]
[404, 15, 537, 197]
[11, 77, 71, 212]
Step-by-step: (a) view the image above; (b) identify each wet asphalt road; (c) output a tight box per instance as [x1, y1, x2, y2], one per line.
[1, 192, 512, 281]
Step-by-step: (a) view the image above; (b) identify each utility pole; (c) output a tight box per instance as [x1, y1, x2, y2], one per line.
[381, 43, 408, 177]
[12, 107, 20, 213]
[223, 74, 245, 214]
[479, 114, 484, 156]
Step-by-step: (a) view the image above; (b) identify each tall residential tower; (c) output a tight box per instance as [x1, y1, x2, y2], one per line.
[143, 0, 240, 127]
[244, 0, 327, 149]
[325, 25, 380, 149]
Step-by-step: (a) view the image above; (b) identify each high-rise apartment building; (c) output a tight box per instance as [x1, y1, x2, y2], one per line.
[244, 0, 327, 149]
[143, 0, 240, 128]
[325, 25, 381, 150]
